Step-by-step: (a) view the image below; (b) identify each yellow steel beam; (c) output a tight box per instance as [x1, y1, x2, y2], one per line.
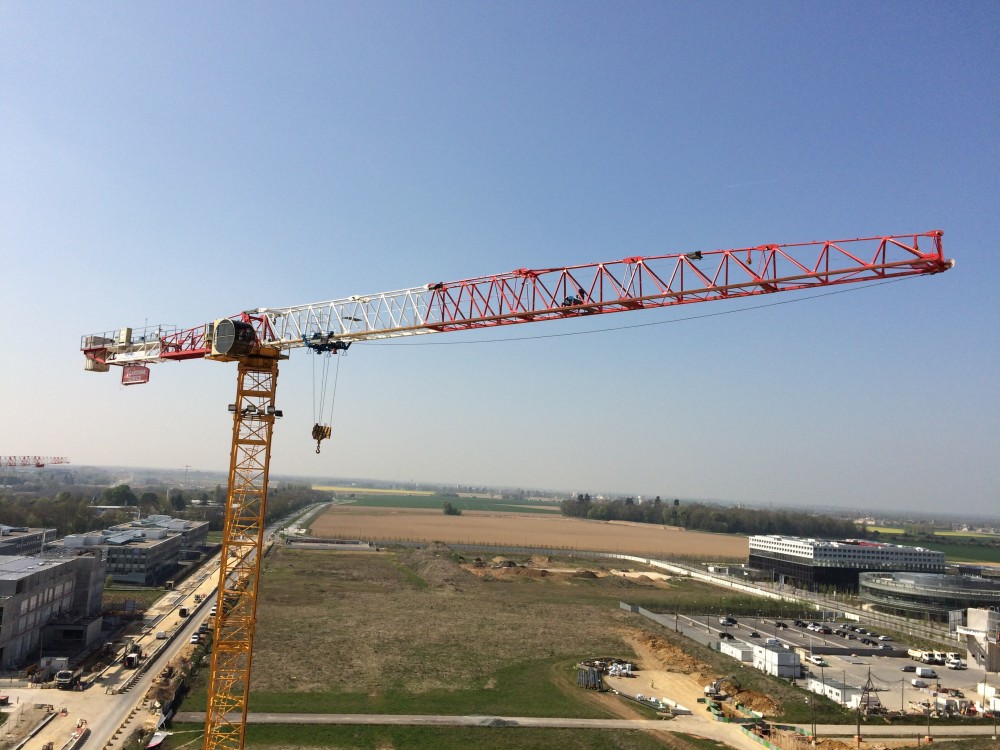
[204, 349, 281, 750]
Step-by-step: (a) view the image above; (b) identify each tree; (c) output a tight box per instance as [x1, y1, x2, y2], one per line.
[103, 484, 137, 506]
[442, 501, 462, 516]
[170, 490, 187, 512]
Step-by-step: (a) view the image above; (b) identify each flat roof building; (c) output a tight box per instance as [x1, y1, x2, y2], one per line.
[59, 515, 209, 586]
[0, 526, 58, 557]
[748, 535, 945, 592]
[0, 553, 105, 669]
[859, 573, 1000, 623]
[752, 642, 800, 678]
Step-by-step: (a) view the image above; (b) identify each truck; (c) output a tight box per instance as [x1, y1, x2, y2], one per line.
[54, 667, 83, 690]
[907, 648, 927, 661]
[122, 640, 143, 668]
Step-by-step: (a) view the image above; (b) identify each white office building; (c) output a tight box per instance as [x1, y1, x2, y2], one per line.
[748, 535, 944, 591]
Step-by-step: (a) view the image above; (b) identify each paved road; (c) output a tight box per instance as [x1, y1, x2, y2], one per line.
[173, 711, 1000, 741]
[174, 711, 771, 750]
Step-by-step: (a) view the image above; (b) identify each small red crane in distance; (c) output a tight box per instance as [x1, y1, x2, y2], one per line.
[79, 231, 952, 750]
[0, 457, 70, 468]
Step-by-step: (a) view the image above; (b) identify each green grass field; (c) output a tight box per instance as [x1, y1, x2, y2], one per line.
[169, 723, 719, 750]
[903, 540, 1000, 563]
[171, 543, 1000, 747]
[327, 491, 561, 514]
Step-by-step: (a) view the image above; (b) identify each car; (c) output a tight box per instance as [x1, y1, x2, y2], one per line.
[190, 633, 201, 644]
[794, 620, 806, 627]
[845, 634, 856, 640]
[749, 631, 760, 638]
[878, 635, 891, 641]
[901, 665, 917, 672]
[774, 621, 788, 629]
[719, 632, 735, 640]
[879, 644, 892, 650]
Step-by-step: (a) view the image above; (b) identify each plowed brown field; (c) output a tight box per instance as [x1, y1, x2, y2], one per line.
[310, 505, 748, 559]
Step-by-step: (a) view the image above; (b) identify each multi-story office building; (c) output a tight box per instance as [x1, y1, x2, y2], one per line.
[860, 573, 1000, 624]
[748, 535, 945, 591]
[0, 553, 105, 669]
[61, 515, 209, 586]
[0, 526, 58, 556]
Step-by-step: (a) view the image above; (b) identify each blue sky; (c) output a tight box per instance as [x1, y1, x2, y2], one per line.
[2, 2, 997, 517]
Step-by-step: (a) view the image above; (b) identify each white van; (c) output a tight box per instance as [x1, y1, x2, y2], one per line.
[915, 667, 937, 679]
[911, 679, 928, 688]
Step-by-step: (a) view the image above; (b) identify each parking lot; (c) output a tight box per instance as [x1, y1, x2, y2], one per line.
[674, 613, 986, 715]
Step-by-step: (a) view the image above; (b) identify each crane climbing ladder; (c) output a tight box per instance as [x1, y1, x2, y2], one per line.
[80, 231, 952, 750]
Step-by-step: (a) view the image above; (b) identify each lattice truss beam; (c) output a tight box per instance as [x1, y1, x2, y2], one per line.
[81, 232, 951, 367]
[203, 351, 280, 750]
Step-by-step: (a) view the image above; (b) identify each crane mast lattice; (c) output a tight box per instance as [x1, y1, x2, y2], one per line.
[79, 231, 952, 750]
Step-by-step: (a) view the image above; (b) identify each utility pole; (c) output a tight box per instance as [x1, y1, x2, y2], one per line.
[856, 668, 876, 749]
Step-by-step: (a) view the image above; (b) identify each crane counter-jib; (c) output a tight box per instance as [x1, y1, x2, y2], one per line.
[81, 230, 952, 376]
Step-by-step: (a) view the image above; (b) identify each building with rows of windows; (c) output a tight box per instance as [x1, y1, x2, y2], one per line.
[747, 535, 945, 592]
[0, 525, 58, 556]
[59, 515, 209, 586]
[0, 553, 105, 669]
[860, 573, 1000, 625]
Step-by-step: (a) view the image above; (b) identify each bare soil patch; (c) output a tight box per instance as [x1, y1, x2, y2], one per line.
[312, 506, 748, 559]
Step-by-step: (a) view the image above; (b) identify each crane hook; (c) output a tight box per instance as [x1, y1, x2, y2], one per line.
[311, 423, 332, 454]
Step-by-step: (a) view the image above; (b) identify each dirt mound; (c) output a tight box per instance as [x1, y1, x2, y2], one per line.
[622, 629, 783, 716]
[730, 687, 781, 716]
[571, 570, 599, 579]
[513, 567, 547, 579]
[627, 630, 711, 675]
[529, 555, 550, 565]
[404, 544, 468, 591]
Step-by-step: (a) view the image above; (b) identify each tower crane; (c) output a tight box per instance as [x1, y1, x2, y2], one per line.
[0, 456, 70, 468]
[79, 231, 952, 750]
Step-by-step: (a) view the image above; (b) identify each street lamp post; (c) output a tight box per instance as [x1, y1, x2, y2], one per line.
[807, 697, 816, 745]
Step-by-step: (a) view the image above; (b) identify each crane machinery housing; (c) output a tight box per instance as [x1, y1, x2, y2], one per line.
[80, 231, 952, 750]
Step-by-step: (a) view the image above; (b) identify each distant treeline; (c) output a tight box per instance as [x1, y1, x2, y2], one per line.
[559, 495, 860, 538]
[0, 480, 325, 537]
